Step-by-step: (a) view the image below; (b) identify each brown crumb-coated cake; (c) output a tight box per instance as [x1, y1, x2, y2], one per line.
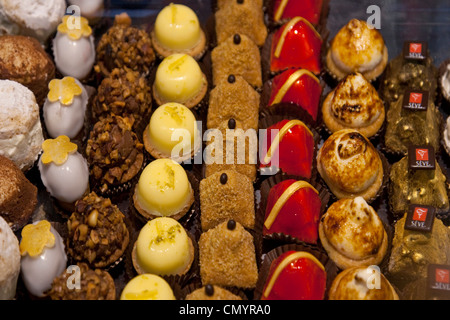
[216, 0, 263, 10]
[66, 192, 129, 269]
[48, 263, 116, 300]
[95, 13, 155, 77]
[199, 220, 259, 289]
[204, 119, 257, 182]
[85, 115, 144, 193]
[0, 155, 37, 231]
[211, 33, 262, 89]
[185, 285, 243, 300]
[0, 35, 55, 106]
[92, 67, 152, 129]
[215, 0, 267, 47]
[200, 170, 255, 231]
[207, 74, 260, 131]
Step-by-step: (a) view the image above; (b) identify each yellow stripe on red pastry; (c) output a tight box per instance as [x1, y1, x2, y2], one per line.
[264, 181, 318, 229]
[264, 119, 313, 164]
[274, 0, 289, 22]
[263, 251, 325, 298]
[274, 17, 322, 58]
[270, 69, 320, 106]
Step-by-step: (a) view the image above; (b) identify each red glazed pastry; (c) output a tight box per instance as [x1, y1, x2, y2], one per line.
[272, 0, 323, 26]
[270, 17, 322, 75]
[260, 119, 315, 178]
[262, 250, 327, 300]
[263, 179, 321, 244]
[268, 68, 323, 120]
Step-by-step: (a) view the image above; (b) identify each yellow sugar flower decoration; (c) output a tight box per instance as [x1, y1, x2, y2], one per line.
[41, 135, 78, 165]
[47, 77, 83, 105]
[57, 15, 92, 40]
[20, 220, 56, 257]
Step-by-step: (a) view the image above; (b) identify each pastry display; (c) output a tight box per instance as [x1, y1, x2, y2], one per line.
[152, 53, 208, 109]
[384, 89, 441, 155]
[261, 250, 327, 300]
[207, 74, 260, 131]
[66, 192, 130, 268]
[382, 42, 437, 105]
[143, 102, 200, 162]
[95, 13, 155, 77]
[388, 214, 450, 289]
[0, 216, 20, 300]
[199, 220, 259, 289]
[0, 0, 66, 44]
[48, 262, 116, 300]
[267, 68, 323, 121]
[272, 0, 324, 26]
[215, 0, 267, 47]
[270, 17, 322, 75]
[204, 118, 258, 182]
[211, 33, 262, 88]
[133, 159, 194, 221]
[322, 72, 385, 138]
[19, 220, 67, 297]
[317, 129, 384, 201]
[319, 197, 388, 270]
[92, 67, 152, 129]
[38, 136, 89, 212]
[120, 274, 175, 300]
[0, 155, 37, 231]
[329, 267, 399, 300]
[263, 179, 322, 244]
[86, 115, 144, 193]
[52, 15, 95, 80]
[0, 35, 55, 106]
[200, 170, 255, 231]
[43, 77, 89, 140]
[151, 3, 207, 60]
[132, 217, 194, 276]
[0, 80, 44, 171]
[325, 19, 388, 81]
[185, 285, 243, 300]
[259, 119, 316, 179]
[389, 147, 449, 216]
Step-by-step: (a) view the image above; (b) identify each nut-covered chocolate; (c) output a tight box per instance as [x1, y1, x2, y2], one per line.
[67, 192, 130, 268]
[86, 115, 144, 193]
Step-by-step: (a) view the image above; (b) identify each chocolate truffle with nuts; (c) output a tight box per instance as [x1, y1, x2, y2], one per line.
[95, 13, 155, 77]
[92, 67, 152, 129]
[85, 115, 144, 194]
[66, 192, 129, 268]
[48, 262, 116, 300]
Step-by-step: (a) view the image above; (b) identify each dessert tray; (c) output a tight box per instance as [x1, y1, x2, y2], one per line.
[1, 0, 449, 301]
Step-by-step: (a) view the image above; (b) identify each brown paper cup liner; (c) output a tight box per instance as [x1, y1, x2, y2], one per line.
[180, 280, 249, 300]
[258, 108, 320, 182]
[253, 243, 339, 300]
[257, 172, 331, 246]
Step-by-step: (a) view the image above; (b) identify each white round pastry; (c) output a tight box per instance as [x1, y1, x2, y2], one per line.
[0, 80, 44, 171]
[444, 116, 450, 155]
[67, 0, 104, 20]
[53, 16, 96, 80]
[0, 0, 66, 43]
[38, 136, 89, 204]
[20, 220, 67, 297]
[43, 77, 89, 139]
[0, 216, 20, 300]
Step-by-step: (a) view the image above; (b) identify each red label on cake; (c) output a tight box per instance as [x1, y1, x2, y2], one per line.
[409, 42, 422, 54]
[415, 148, 428, 161]
[412, 207, 428, 222]
[409, 92, 423, 104]
[436, 269, 450, 284]
[427, 264, 450, 299]
[403, 89, 429, 111]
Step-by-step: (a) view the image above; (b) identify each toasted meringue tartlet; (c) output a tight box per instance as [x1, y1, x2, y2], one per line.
[328, 267, 398, 300]
[322, 72, 385, 137]
[326, 19, 388, 81]
[317, 129, 384, 201]
[319, 197, 388, 270]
